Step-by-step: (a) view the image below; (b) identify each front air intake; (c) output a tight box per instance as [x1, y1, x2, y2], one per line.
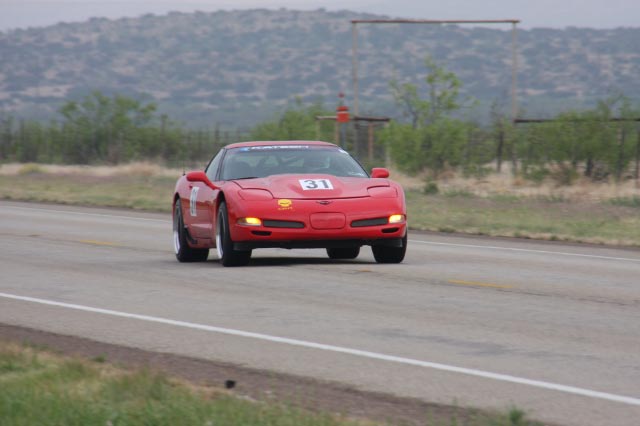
[351, 217, 388, 227]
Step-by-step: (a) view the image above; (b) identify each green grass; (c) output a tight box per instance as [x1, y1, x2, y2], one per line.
[0, 173, 175, 212]
[0, 342, 359, 426]
[608, 196, 640, 208]
[0, 342, 542, 426]
[406, 190, 640, 246]
[2, 167, 639, 246]
[442, 189, 475, 198]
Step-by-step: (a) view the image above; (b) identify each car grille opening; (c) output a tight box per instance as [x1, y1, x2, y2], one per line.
[263, 220, 305, 229]
[351, 217, 388, 227]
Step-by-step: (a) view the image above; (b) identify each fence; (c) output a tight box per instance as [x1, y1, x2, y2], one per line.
[2, 114, 639, 185]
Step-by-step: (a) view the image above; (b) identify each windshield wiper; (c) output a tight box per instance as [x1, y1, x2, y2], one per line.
[230, 176, 259, 180]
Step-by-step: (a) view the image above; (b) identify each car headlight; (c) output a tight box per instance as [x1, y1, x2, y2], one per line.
[367, 186, 397, 198]
[238, 189, 273, 201]
[388, 214, 405, 224]
[237, 217, 262, 226]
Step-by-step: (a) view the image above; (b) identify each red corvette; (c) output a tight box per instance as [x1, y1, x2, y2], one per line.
[173, 140, 407, 266]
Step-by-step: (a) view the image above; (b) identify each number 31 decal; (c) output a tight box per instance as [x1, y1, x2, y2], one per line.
[299, 179, 333, 190]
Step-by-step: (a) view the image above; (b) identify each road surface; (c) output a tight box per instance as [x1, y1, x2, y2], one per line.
[1, 200, 639, 425]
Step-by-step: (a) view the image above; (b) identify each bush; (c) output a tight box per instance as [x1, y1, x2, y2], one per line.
[17, 163, 45, 175]
[523, 167, 549, 185]
[550, 166, 579, 186]
[609, 196, 640, 208]
[423, 180, 439, 194]
[463, 164, 492, 178]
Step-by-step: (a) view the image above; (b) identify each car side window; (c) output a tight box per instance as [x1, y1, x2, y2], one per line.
[205, 150, 224, 181]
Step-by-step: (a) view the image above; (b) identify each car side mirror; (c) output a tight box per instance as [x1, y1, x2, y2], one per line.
[186, 171, 217, 189]
[371, 168, 390, 179]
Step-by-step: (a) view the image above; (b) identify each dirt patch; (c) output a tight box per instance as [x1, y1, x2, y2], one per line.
[0, 323, 495, 425]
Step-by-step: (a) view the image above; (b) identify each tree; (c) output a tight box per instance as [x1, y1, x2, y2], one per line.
[250, 100, 332, 142]
[58, 91, 157, 163]
[389, 56, 462, 129]
[383, 56, 470, 177]
[0, 115, 14, 161]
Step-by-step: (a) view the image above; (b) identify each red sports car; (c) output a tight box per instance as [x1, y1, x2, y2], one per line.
[173, 140, 407, 266]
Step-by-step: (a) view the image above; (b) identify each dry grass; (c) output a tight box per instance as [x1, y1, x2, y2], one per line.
[0, 163, 179, 211]
[0, 162, 184, 178]
[388, 164, 640, 202]
[4, 162, 639, 203]
[1, 162, 639, 246]
[407, 191, 640, 246]
[383, 165, 640, 246]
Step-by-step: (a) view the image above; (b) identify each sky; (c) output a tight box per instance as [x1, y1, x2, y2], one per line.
[1, 0, 639, 32]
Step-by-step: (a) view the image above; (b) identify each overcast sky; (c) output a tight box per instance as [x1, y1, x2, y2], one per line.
[2, 0, 639, 32]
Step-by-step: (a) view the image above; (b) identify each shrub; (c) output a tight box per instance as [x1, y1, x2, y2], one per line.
[423, 180, 439, 195]
[523, 167, 549, 184]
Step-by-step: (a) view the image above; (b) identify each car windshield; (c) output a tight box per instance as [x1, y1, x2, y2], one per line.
[219, 145, 368, 180]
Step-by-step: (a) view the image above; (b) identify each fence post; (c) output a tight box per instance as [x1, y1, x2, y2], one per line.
[510, 125, 518, 175]
[635, 129, 640, 188]
[496, 122, 504, 172]
[367, 122, 374, 164]
[616, 126, 625, 182]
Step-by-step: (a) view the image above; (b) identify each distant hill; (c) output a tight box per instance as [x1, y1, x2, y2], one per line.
[1, 9, 639, 127]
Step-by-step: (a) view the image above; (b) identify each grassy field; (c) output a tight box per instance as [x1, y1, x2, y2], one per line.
[0, 340, 362, 426]
[407, 190, 640, 246]
[1, 162, 639, 246]
[0, 163, 177, 211]
[0, 340, 540, 426]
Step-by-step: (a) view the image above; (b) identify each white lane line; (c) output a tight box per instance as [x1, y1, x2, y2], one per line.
[410, 240, 640, 263]
[1, 205, 169, 224]
[1, 292, 639, 407]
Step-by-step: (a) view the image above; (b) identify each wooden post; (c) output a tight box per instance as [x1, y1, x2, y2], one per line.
[616, 126, 625, 182]
[368, 121, 374, 164]
[352, 23, 359, 116]
[511, 22, 518, 122]
[496, 122, 504, 172]
[510, 125, 518, 175]
[635, 128, 640, 187]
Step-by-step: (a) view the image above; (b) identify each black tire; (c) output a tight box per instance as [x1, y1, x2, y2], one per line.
[173, 199, 209, 262]
[216, 201, 252, 267]
[326, 247, 360, 260]
[372, 234, 407, 264]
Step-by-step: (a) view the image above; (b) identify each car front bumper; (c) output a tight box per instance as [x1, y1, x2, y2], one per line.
[228, 197, 407, 250]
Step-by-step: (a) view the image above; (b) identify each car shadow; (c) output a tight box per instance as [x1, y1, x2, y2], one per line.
[220, 256, 373, 267]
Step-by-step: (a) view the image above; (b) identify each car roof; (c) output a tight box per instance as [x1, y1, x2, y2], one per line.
[224, 140, 338, 149]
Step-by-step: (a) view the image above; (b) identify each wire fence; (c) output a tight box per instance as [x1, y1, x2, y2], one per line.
[1, 114, 639, 186]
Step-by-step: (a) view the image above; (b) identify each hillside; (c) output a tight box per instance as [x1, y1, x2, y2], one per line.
[1, 9, 639, 127]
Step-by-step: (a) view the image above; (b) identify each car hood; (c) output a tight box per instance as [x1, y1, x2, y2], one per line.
[233, 174, 390, 199]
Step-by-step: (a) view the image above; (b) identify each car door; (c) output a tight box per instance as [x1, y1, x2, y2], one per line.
[187, 151, 223, 240]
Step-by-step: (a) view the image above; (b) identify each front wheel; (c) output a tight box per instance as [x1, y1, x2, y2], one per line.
[326, 247, 360, 260]
[216, 201, 252, 267]
[372, 234, 407, 264]
[173, 199, 209, 262]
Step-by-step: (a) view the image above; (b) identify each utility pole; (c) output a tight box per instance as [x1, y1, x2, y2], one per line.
[351, 22, 359, 116]
[511, 22, 518, 122]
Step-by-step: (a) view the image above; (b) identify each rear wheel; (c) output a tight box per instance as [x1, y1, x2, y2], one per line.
[173, 199, 209, 262]
[326, 247, 360, 260]
[216, 201, 252, 267]
[372, 234, 407, 264]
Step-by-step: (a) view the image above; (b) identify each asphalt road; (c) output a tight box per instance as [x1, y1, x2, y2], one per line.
[1, 200, 639, 426]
